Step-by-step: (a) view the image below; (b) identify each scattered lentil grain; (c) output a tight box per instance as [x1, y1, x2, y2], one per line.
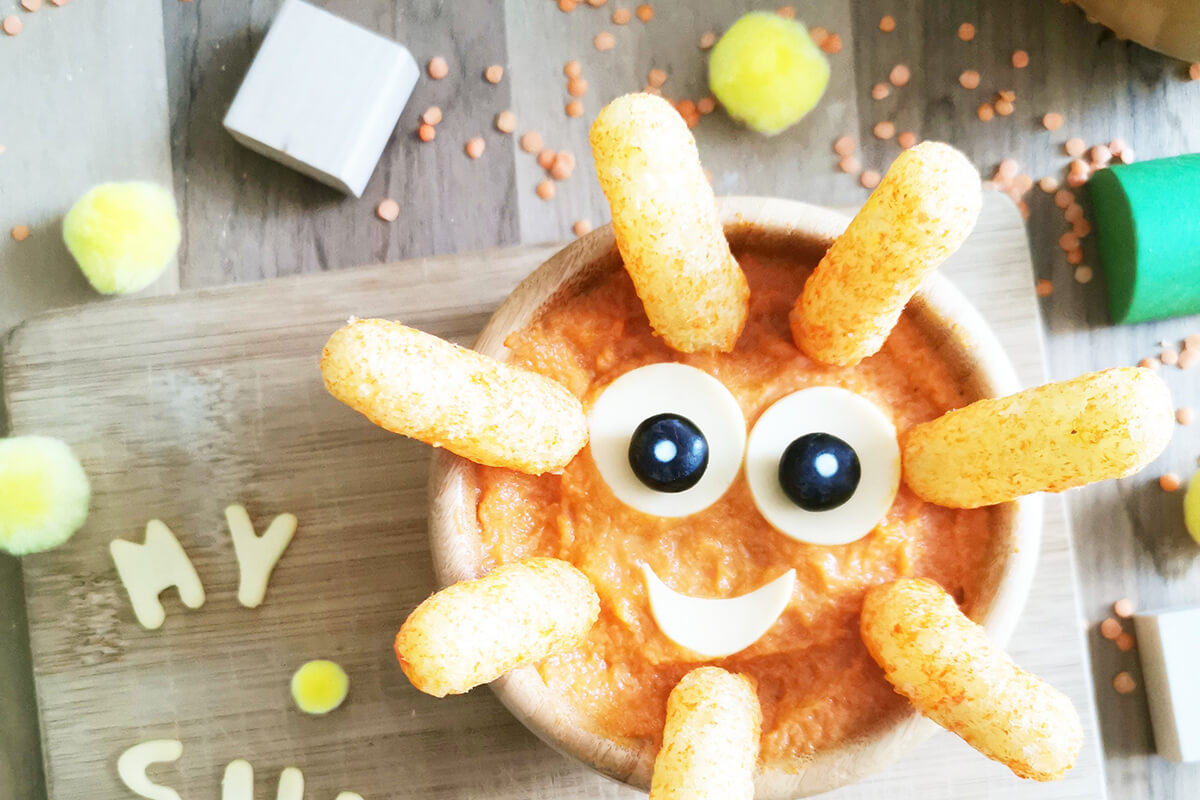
[1065, 138, 1086, 157]
[873, 121, 895, 140]
[1177, 407, 1196, 426]
[888, 64, 910, 86]
[635, 3, 653, 22]
[427, 57, 449, 80]
[594, 32, 615, 51]
[1074, 265, 1093, 284]
[957, 22, 975, 41]
[536, 180, 556, 200]
[1100, 617, 1123, 640]
[1036, 278, 1053, 297]
[418, 124, 436, 142]
[10, 224, 30, 241]
[1042, 112, 1063, 131]
[879, 15, 895, 32]
[485, 65, 504, 84]
[897, 131, 917, 149]
[1160, 472, 1182, 492]
[612, 7, 630, 24]
[551, 151, 576, 180]
[1012, 50, 1029, 68]
[977, 103, 994, 121]
[1113, 672, 1136, 694]
[521, 131, 543, 153]
[838, 156, 861, 174]
[1116, 633, 1136, 652]
[959, 70, 980, 90]
[820, 33, 843, 54]
[495, 111, 516, 134]
[1114, 598, 1135, 618]
[465, 137, 485, 159]
[566, 100, 584, 117]
[375, 198, 400, 222]
[573, 220, 592, 236]
[860, 170, 881, 189]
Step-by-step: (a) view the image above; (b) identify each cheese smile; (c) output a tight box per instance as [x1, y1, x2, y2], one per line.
[641, 565, 796, 659]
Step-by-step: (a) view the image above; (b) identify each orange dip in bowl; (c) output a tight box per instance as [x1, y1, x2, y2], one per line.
[474, 242, 1003, 763]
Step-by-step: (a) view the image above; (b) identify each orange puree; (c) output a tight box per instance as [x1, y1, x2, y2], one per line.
[476, 249, 999, 762]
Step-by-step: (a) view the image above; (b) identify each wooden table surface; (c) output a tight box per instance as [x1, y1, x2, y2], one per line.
[1, 1, 1199, 798]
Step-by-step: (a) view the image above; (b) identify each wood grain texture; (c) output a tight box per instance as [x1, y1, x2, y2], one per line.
[161, 0, 519, 287]
[0, 3, 176, 799]
[3, 194, 1103, 799]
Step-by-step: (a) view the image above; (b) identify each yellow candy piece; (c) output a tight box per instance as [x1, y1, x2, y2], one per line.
[62, 182, 181, 295]
[291, 660, 349, 715]
[1185, 470, 1200, 544]
[0, 436, 90, 556]
[708, 12, 830, 135]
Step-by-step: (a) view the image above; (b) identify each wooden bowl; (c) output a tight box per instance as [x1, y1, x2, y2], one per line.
[428, 196, 1043, 798]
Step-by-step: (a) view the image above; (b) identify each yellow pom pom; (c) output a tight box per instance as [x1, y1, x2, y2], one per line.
[291, 660, 349, 715]
[1184, 470, 1200, 544]
[708, 12, 830, 135]
[62, 182, 180, 295]
[0, 436, 90, 556]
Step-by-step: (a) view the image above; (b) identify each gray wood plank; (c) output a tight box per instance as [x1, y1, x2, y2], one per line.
[0, 4, 176, 800]
[162, 0, 519, 288]
[0, 0, 177, 335]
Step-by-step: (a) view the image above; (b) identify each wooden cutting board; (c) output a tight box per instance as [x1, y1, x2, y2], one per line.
[2, 194, 1106, 800]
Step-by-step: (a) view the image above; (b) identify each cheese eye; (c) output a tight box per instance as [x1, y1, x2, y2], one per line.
[588, 363, 745, 517]
[746, 387, 900, 545]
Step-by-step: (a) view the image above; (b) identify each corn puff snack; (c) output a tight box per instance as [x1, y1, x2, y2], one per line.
[395, 558, 600, 697]
[903, 367, 1173, 508]
[321, 319, 588, 475]
[791, 141, 982, 366]
[649, 667, 761, 800]
[590, 93, 749, 353]
[860, 578, 1082, 781]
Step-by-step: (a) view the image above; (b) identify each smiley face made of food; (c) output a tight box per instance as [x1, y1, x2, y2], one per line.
[320, 95, 1173, 798]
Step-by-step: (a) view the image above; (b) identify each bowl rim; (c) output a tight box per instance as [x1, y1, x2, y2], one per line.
[426, 195, 1043, 799]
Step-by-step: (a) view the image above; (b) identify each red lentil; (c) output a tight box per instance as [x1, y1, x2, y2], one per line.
[427, 57, 449, 80]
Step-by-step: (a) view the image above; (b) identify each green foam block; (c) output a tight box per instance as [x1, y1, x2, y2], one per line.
[1089, 154, 1200, 324]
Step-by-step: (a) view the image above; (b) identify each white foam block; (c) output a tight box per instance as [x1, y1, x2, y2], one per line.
[1133, 604, 1200, 762]
[223, 0, 417, 197]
